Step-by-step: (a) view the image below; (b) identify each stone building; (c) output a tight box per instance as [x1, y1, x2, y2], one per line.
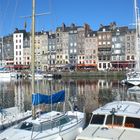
[111, 27, 128, 70]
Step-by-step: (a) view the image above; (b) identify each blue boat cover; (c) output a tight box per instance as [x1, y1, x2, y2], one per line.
[0, 67, 7, 71]
[32, 90, 65, 105]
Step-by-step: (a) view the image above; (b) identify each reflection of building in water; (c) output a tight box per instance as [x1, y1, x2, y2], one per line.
[0, 81, 14, 108]
[97, 79, 112, 89]
[14, 80, 24, 112]
[76, 79, 99, 113]
[97, 79, 116, 105]
[127, 86, 140, 102]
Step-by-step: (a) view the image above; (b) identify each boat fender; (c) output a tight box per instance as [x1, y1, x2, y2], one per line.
[73, 105, 79, 111]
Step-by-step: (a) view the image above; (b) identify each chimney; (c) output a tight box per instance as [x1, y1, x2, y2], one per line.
[62, 23, 66, 31]
[84, 23, 90, 31]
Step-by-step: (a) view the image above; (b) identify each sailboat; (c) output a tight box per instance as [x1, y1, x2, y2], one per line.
[126, 0, 140, 86]
[0, 66, 11, 80]
[0, 0, 85, 139]
[0, 38, 10, 80]
[127, 85, 140, 101]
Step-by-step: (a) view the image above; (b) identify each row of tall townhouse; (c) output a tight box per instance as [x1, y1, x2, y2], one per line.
[0, 22, 136, 71]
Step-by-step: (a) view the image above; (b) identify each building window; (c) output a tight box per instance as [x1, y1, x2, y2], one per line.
[107, 34, 111, 39]
[127, 49, 130, 53]
[127, 56, 130, 60]
[127, 43, 130, 47]
[108, 63, 110, 68]
[131, 55, 134, 60]
[99, 56, 102, 60]
[70, 49, 73, 53]
[131, 36, 134, 41]
[74, 49, 76, 53]
[103, 63, 106, 68]
[98, 42, 102, 45]
[103, 35, 106, 40]
[127, 36, 130, 41]
[70, 43, 73, 46]
[98, 35, 101, 40]
[103, 56, 106, 60]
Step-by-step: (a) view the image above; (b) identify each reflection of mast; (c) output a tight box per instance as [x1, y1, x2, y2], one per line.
[31, 0, 35, 119]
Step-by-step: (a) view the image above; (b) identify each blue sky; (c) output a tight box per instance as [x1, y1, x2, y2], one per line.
[0, 0, 139, 36]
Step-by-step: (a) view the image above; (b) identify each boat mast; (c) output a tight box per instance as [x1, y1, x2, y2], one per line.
[0, 37, 3, 67]
[134, 0, 140, 71]
[32, 0, 35, 119]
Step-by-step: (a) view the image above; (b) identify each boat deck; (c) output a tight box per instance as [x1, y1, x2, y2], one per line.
[94, 101, 140, 118]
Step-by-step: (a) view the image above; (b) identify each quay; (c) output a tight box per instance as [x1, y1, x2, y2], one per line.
[59, 70, 126, 78]
[17, 70, 126, 80]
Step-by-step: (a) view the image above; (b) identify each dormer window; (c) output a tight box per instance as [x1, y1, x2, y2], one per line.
[103, 28, 106, 32]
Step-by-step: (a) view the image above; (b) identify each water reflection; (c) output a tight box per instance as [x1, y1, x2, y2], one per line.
[126, 86, 140, 102]
[0, 78, 132, 114]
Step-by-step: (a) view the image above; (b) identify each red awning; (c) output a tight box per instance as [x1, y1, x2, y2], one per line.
[77, 64, 97, 67]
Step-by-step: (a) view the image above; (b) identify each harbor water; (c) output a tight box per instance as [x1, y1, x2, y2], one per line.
[0, 76, 139, 124]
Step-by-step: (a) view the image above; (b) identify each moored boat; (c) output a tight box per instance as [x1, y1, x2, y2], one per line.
[0, 90, 85, 140]
[126, 71, 140, 86]
[76, 101, 140, 140]
[0, 107, 31, 130]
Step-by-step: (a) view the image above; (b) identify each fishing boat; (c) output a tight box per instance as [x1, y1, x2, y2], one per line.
[0, 0, 85, 139]
[76, 101, 140, 140]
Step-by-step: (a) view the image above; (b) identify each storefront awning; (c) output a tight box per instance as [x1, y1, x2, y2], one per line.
[77, 64, 97, 67]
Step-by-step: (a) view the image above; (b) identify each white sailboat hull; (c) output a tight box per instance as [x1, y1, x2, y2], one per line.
[127, 79, 140, 86]
[0, 71, 11, 78]
[0, 111, 85, 140]
[126, 72, 140, 86]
